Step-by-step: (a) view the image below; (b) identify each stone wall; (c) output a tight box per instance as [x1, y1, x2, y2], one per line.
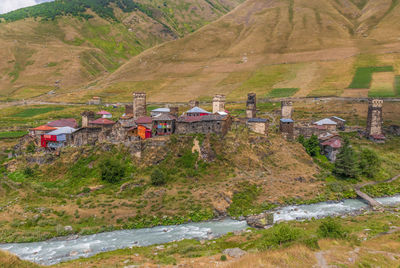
[71, 127, 102, 146]
[247, 122, 268, 135]
[176, 117, 231, 136]
[280, 121, 294, 140]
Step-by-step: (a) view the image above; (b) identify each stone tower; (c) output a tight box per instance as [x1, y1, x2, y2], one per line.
[133, 92, 147, 118]
[366, 98, 384, 137]
[81, 111, 95, 128]
[246, 93, 256, 118]
[212, 94, 226, 114]
[281, 100, 293, 119]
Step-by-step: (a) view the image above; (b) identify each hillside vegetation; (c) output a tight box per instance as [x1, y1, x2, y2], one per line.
[80, 0, 400, 103]
[0, 0, 243, 101]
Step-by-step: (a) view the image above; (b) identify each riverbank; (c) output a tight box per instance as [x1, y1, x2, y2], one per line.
[3, 209, 400, 267]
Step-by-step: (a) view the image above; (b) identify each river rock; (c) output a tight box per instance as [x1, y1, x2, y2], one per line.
[246, 212, 274, 228]
[64, 226, 73, 232]
[222, 248, 246, 258]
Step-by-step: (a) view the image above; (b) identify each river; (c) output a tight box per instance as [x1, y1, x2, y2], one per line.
[1, 195, 400, 266]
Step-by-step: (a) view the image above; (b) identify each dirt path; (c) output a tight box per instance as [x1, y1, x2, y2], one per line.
[314, 251, 328, 268]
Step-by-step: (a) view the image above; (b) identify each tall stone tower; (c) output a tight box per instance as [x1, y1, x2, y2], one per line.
[366, 98, 384, 137]
[281, 100, 293, 119]
[212, 94, 226, 114]
[133, 92, 147, 118]
[189, 100, 199, 109]
[246, 93, 256, 118]
[81, 111, 95, 128]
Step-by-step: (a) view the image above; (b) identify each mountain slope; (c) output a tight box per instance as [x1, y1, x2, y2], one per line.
[0, 0, 243, 101]
[73, 0, 400, 102]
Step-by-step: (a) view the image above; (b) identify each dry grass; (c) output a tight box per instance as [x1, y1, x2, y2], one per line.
[0, 250, 41, 268]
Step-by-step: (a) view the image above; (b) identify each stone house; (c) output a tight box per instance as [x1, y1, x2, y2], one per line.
[313, 118, 337, 132]
[320, 135, 342, 162]
[41, 127, 76, 149]
[330, 116, 346, 130]
[88, 96, 102, 105]
[247, 118, 269, 135]
[47, 118, 78, 129]
[186, 107, 211, 117]
[152, 113, 176, 136]
[176, 114, 231, 136]
[72, 127, 102, 146]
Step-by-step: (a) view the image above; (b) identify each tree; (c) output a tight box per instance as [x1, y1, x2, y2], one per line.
[151, 168, 167, 186]
[299, 134, 320, 157]
[99, 158, 126, 183]
[359, 148, 381, 178]
[333, 137, 359, 179]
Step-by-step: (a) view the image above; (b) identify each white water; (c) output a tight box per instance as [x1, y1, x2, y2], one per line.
[1, 195, 400, 266]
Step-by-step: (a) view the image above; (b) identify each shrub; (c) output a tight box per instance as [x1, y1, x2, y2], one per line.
[318, 218, 347, 239]
[262, 224, 301, 248]
[23, 167, 35, 177]
[299, 134, 320, 157]
[151, 168, 167, 186]
[220, 255, 227, 261]
[99, 158, 126, 183]
[26, 142, 36, 154]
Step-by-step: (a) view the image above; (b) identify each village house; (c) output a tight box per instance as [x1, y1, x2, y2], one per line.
[88, 96, 102, 105]
[312, 118, 337, 132]
[186, 107, 211, 117]
[330, 116, 346, 130]
[134, 116, 153, 140]
[176, 114, 231, 135]
[247, 118, 269, 135]
[318, 133, 342, 162]
[89, 118, 115, 128]
[29, 125, 57, 137]
[152, 113, 176, 136]
[41, 127, 76, 149]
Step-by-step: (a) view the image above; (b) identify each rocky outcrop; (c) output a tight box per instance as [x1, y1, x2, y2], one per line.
[222, 248, 247, 258]
[246, 212, 274, 228]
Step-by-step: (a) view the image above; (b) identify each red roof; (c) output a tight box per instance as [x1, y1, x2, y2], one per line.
[30, 125, 57, 131]
[321, 138, 342, 149]
[89, 118, 115, 125]
[135, 116, 152, 124]
[97, 110, 111, 115]
[47, 119, 78, 128]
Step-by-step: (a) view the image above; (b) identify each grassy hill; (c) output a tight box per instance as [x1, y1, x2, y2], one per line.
[70, 0, 400, 103]
[0, 0, 243, 101]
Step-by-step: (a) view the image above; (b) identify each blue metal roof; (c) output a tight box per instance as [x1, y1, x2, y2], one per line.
[47, 127, 76, 136]
[280, 118, 294, 123]
[248, 118, 268, 123]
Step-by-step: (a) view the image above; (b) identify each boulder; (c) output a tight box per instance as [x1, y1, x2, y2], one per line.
[222, 248, 246, 258]
[246, 212, 274, 228]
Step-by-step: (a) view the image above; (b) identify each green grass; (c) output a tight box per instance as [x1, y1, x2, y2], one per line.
[266, 88, 299, 98]
[12, 107, 65, 118]
[395, 76, 400, 96]
[0, 131, 27, 139]
[348, 66, 394, 89]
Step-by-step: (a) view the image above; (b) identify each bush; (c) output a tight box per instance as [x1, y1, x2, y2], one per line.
[220, 255, 227, 261]
[151, 168, 167, 186]
[23, 167, 35, 177]
[299, 134, 320, 157]
[318, 218, 347, 239]
[26, 142, 36, 154]
[263, 224, 301, 248]
[99, 158, 126, 183]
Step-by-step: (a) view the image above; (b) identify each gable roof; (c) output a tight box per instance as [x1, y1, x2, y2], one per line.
[97, 110, 111, 115]
[89, 118, 115, 125]
[178, 114, 226, 123]
[30, 125, 57, 131]
[186, 107, 211, 114]
[135, 116, 153, 124]
[151, 108, 170, 113]
[313, 118, 337, 126]
[47, 118, 78, 128]
[47, 127, 76, 136]
[153, 113, 176, 121]
[321, 138, 342, 149]
[330, 116, 346, 122]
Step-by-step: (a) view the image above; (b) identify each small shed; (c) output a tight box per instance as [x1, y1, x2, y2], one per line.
[247, 118, 269, 135]
[97, 110, 112, 119]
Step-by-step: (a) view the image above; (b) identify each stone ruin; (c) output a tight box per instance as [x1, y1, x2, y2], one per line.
[212, 94, 226, 114]
[246, 93, 256, 118]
